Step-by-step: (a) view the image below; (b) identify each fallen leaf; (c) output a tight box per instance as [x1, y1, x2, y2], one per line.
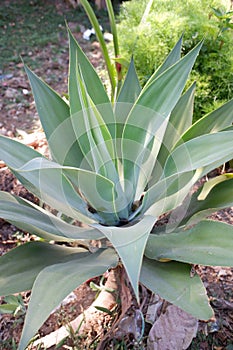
[147, 304, 198, 350]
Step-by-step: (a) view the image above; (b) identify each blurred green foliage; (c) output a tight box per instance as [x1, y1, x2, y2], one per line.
[117, 0, 233, 120]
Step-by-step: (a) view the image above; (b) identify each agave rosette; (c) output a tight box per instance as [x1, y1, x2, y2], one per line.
[1, 25, 233, 349]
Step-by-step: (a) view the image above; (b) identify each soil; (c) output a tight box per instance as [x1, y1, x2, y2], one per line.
[1, 1, 233, 349]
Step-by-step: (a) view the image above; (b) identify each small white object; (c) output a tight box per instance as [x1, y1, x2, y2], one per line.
[103, 32, 113, 42]
[83, 25, 103, 41]
[83, 28, 93, 40]
[22, 89, 29, 95]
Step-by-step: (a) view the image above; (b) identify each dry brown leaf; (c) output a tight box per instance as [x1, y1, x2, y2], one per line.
[147, 304, 198, 350]
[145, 293, 164, 324]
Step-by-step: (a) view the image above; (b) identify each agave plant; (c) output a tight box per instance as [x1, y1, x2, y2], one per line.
[1, 16, 233, 350]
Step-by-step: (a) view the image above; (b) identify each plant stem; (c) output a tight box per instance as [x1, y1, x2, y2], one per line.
[79, 0, 116, 98]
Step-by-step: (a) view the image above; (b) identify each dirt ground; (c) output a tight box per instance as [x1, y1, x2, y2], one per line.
[1, 1, 233, 349]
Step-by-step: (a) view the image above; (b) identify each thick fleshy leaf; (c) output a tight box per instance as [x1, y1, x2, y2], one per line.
[135, 81, 195, 196]
[115, 58, 141, 133]
[157, 83, 196, 163]
[122, 41, 203, 202]
[0, 135, 96, 222]
[176, 177, 233, 226]
[124, 40, 202, 129]
[68, 26, 116, 143]
[145, 220, 233, 267]
[78, 0, 116, 96]
[117, 58, 141, 105]
[0, 242, 89, 296]
[148, 83, 196, 186]
[140, 170, 200, 219]
[68, 42, 124, 206]
[164, 131, 233, 177]
[177, 98, 233, 145]
[140, 258, 213, 320]
[24, 65, 84, 167]
[18, 248, 118, 350]
[136, 82, 195, 195]
[0, 191, 102, 241]
[145, 35, 183, 85]
[145, 127, 233, 223]
[198, 174, 233, 200]
[171, 83, 196, 130]
[70, 67, 120, 188]
[68, 28, 113, 113]
[93, 215, 156, 299]
[0, 138, 96, 222]
[115, 60, 141, 146]
[15, 157, 124, 225]
[222, 125, 233, 132]
[0, 134, 43, 169]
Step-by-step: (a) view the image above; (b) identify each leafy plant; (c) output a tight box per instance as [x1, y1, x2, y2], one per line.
[116, 0, 233, 120]
[211, 5, 233, 37]
[0, 294, 26, 317]
[1, 10, 233, 350]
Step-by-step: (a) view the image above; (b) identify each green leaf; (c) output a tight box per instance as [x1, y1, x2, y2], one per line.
[4, 295, 22, 305]
[198, 174, 233, 200]
[161, 83, 196, 155]
[0, 295, 25, 315]
[117, 58, 142, 105]
[0, 304, 18, 314]
[24, 65, 84, 167]
[18, 248, 118, 350]
[145, 35, 183, 85]
[0, 134, 43, 169]
[0, 242, 89, 296]
[145, 220, 233, 267]
[93, 215, 156, 299]
[105, 0, 119, 58]
[70, 67, 120, 188]
[0, 191, 102, 241]
[136, 40, 201, 115]
[140, 170, 199, 219]
[164, 131, 233, 177]
[94, 306, 113, 315]
[112, 56, 129, 68]
[78, 0, 116, 96]
[140, 258, 213, 320]
[138, 0, 154, 28]
[15, 157, 124, 225]
[178, 98, 233, 145]
[149, 82, 196, 186]
[176, 177, 233, 226]
[68, 27, 111, 108]
[0, 138, 95, 222]
[122, 41, 203, 202]
[68, 28, 115, 138]
[115, 58, 141, 140]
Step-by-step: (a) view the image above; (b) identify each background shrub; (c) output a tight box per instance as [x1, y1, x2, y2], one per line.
[117, 0, 233, 120]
